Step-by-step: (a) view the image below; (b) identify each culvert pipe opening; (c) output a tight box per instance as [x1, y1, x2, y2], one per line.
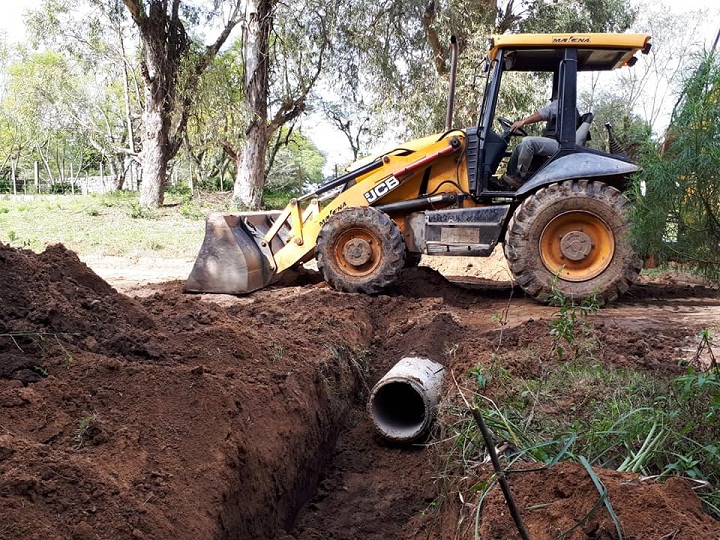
[368, 357, 445, 443]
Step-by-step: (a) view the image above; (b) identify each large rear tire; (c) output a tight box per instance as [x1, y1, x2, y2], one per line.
[504, 179, 642, 305]
[316, 206, 405, 294]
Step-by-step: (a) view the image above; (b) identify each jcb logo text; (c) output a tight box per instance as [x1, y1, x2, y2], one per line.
[364, 177, 400, 204]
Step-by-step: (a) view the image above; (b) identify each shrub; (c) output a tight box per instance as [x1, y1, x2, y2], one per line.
[632, 52, 720, 281]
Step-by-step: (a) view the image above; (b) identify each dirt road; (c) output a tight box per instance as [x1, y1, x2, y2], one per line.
[1, 244, 718, 539]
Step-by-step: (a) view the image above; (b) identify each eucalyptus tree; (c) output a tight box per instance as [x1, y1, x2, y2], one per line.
[264, 128, 325, 200]
[607, 4, 710, 132]
[185, 32, 327, 203]
[26, 0, 142, 190]
[0, 35, 20, 183]
[323, 0, 638, 146]
[230, 0, 331, 209]
[321, 98, 374, 162]
[122, 0, 244, 206]
[574, 4, 710, 154]
[518, 0, 636, 34]
[182, 40, 245, 189]
[1, 50, 79, 187]
[2, 50, 108, 191]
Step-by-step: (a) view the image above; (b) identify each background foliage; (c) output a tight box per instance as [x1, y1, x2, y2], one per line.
[632, 52, 720, 279]
[0, 0, 717, 273]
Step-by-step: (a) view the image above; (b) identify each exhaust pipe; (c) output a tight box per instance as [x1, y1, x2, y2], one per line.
[368, 357, 445, 443]
[445, 35, 459, 131]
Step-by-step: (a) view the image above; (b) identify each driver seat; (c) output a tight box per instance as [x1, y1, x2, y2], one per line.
[501, 111, 594, 187]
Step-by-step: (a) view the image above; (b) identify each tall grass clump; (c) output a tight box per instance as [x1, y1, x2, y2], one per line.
[436, 324, 720, 520]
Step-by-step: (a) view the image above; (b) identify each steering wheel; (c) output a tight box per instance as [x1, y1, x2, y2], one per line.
[497, 116, 527, 138]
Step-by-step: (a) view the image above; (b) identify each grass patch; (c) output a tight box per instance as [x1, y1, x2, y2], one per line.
[436, 322, 720, 522]
[449, 355, 720, 518]
[0, 193, 215, 258]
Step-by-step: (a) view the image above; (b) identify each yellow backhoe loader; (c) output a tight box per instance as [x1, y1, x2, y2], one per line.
[186, 33, 652, 304]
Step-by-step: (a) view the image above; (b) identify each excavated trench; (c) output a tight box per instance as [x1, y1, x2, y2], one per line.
[210, 274, 720, 540]
[215, 337, 444, 539]
[220, 348, 369, 538]
[0, 245, 461, 540]
[201, 269, 483, 539]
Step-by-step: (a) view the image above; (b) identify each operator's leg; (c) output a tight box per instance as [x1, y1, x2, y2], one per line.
[506, 148, 520, 176]
[516, 137, 560, 177]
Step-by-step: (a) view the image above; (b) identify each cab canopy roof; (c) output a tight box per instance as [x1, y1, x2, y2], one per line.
[488, 33, 652, 71]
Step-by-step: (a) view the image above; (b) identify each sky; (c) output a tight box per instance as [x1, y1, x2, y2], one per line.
[1, 0, 718, 171]
[2, 2, 29, 43]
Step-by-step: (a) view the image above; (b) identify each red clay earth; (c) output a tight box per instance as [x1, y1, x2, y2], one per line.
[0, 243, 719, 539]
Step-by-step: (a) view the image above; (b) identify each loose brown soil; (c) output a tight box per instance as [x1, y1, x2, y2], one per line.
[1, 243, 718, 540]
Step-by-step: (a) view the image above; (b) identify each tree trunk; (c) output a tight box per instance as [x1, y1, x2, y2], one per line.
[233, 122, 268, 208]
[110, 156, 126, 190]
[136, 10, 175, 207]
[123, 0, 186, 207]
[119, 28, 136, 158]
[233, 0, 273, 210]
[11, 162, 17, 196]
[36, 143, 55, 183]
[139, 102, 171, 206]
[123, 0, 242, 207]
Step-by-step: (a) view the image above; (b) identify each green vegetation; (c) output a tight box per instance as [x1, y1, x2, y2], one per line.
[441, 327, 720, 520]
[0, 0, 664, 210]
[32, 365, 48, 377]
[545, 279, 601, 360]
[0, 192, 206, 258]
[73, 414, 98, 449]
[632, 52, 720, 281]
[0, 0, 709, 225]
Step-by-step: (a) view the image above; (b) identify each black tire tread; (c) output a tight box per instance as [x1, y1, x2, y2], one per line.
[316, 206, 405, 294]
[504, 180, 642, 305]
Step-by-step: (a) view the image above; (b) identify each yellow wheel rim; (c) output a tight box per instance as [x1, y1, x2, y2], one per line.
[539, 211, 614, 282]
[333, 227, 382, 277]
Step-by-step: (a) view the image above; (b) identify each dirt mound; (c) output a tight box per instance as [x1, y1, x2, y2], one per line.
[480, 461, 718, 540]
[0, 244, 159, 380]
[406, 461, 718, 540]
[1, 243, 718, 539]
[0, 243, 377, 539]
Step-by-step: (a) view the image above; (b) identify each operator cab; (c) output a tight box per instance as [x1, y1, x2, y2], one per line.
[468, 33, 652, 198]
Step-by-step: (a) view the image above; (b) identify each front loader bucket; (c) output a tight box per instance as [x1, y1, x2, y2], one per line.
[185, 212, 280, 294]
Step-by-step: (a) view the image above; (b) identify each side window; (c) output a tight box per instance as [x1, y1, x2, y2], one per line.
[496, 71, 550, 136]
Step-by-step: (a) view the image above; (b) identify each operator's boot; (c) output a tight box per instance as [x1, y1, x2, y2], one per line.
[500, 172, 526, 189]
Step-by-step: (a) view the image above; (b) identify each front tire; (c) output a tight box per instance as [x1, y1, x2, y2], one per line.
[504, 180, 642, 305]
[316, 206, 405, 294]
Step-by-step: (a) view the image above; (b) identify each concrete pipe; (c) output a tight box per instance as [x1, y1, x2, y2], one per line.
[368, 357, 445, 443]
